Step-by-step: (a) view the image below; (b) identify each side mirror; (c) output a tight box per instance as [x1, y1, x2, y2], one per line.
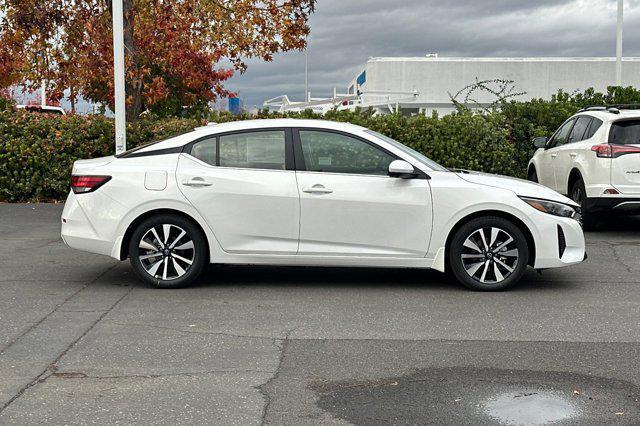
[388, 160, 417, 179]
[532, 137, 548, 149]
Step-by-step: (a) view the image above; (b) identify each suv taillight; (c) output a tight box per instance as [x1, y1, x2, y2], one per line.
[591, 144, 640, 158]
[70, 175, 111, 194]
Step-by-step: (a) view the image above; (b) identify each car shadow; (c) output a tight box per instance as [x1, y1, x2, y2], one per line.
[590, 213, 640, 235]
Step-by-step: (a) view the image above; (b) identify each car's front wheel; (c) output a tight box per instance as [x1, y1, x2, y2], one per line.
[570, 178, 597, 230]
[449, 216, 529, 291]
[129, 214, 207, 288]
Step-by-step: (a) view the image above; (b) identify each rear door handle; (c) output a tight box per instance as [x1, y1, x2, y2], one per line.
[182, 177, 212, 187]
[303, 184, 333, 194]
[570, 152, 577, 158]
[551, 153, 558, 158]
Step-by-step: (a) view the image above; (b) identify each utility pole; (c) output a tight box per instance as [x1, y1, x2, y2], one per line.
[304, 49, 309, 103]
[616, 0, 624, 86]
[40, 81, 46, 107]
[112, 0, 127, 154]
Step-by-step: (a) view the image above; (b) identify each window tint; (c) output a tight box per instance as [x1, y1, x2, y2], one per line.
[609, 120, 640, 145]
[219, 131, 286, 170]
[568, 117, 592, 143]
[190, 137, 217, 166]
[550, 119, 575, 147]
[299, 130, 395, 175]
[584, 118, 603, 140]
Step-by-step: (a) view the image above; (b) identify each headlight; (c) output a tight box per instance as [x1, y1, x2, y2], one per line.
[519, 197, 577, 218]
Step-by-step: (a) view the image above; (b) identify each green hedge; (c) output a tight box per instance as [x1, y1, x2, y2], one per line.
[2, 87, 640, 202]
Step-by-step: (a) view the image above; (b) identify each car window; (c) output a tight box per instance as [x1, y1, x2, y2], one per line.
[549, 119, 575, 147]
[584, 118, 603, 140]
[190, 137, 217, 166]
[219, 131, 286, 170]
[299, 130, 395, 175]
[609, 120, 640, 145]
[568, 117, 592, 143]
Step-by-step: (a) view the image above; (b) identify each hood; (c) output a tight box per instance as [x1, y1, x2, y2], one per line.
[72, 156, 115, 173]
[453, 170, 578, 207]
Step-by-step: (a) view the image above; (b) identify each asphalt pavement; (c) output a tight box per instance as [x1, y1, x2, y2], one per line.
[0, 203, 639, 425]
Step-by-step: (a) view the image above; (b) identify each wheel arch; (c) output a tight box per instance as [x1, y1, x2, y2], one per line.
[444, 210, 536, 270]
[119, 208, 210, 262]
[567, 168, 584, 196]
[527, 162, 537, 179]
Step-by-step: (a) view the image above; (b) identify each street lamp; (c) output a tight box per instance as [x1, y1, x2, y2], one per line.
[112, 0, 126, 154]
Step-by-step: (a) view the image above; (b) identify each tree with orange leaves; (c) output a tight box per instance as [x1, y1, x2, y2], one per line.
[0, 0, 315, 118]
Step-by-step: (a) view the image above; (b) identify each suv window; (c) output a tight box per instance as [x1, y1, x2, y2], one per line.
[609, 120, 640, 145]
[298, 130, 395, 175]
[584, 118, 603, 140]
[190, 137, 217, 166]
[549, 119, 575, 147]
[219, 131, 286, 170]
[568, 116, 592, 143]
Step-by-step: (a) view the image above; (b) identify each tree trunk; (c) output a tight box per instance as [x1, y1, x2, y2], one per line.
[122, 0, 143, 121]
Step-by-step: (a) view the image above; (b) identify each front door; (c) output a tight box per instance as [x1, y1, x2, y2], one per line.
[541, 118, 575, 191]
[177, 129, 300, 254]
[294, 129, 432, 257]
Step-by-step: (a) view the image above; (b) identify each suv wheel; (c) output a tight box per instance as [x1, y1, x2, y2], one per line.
[129, 214, 207, 288]
[527, 168, 538, 183]
[449, 217, 529, 291]
[570, 178, 597, 230]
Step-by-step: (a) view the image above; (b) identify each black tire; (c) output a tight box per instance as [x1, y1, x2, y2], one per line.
[527, 167, 538, 183]
[570, 178, 597, 230]
[449, 216, 529, 291]
[129, 214, 207, 288]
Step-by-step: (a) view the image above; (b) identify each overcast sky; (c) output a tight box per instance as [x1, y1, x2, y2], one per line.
[227, 0, 640, 109]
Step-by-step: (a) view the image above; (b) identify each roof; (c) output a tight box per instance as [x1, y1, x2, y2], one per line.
[576, 109, 640, 122]
[137, 119, 367, 152]
[367, 57, 640, 63]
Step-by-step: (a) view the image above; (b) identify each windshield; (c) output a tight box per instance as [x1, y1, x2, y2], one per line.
[609, 120, 640, 145]
[364, 130, 449, 172]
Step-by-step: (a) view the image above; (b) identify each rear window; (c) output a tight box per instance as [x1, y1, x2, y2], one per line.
[609, 120, 640, 145]
[584, 118, 603, 139]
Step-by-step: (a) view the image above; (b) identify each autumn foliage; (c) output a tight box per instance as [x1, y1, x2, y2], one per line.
[0, 0, 316, 118]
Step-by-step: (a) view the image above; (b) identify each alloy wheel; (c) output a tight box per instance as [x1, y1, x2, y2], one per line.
[138, 224, 195, 281]
[461, 227, 519, 284]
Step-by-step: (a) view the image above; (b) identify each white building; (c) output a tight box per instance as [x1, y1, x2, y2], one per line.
[264, 57, 640, 115]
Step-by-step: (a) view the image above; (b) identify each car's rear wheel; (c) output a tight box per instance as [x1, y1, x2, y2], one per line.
[129, 214, 207, 288]
[449, 216, 529, 291]
[570, 178, 597, 230]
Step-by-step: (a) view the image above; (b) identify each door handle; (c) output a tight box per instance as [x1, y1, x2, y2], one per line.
[182, 177, 212, 187]
[551, 153, 558, 158]
[570, 152, 577, 158]
[303, 184, 333, 194]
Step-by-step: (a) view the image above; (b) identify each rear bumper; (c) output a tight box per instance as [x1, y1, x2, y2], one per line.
[584, 197, 640, 213]
[61, 191, 120, 258]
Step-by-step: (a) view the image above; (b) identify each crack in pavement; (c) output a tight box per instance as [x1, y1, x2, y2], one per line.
[0, 285, 133, 415]
[52, 369, 275, 380]
[108, 321, 290, 341]
[0, 264, 117, 355]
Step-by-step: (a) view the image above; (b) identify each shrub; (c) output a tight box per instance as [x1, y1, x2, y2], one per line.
[2, 86, 640, 202]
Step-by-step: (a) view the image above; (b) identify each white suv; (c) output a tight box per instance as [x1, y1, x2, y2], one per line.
[528, 106, 640, 227]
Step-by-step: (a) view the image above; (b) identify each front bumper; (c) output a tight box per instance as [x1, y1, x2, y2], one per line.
[530, 212, 585, 270]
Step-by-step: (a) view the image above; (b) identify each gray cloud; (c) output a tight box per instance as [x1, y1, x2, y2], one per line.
[226, 0, 640, 108]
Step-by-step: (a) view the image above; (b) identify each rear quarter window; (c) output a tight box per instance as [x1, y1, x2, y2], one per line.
[609, 120, 640, 145]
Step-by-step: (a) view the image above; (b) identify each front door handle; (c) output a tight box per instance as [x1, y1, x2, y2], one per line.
[303, 184, 333, 194]
[182, 177, 212, 187]
[551, 153, 558, 158]
[570, 152, 577, 158]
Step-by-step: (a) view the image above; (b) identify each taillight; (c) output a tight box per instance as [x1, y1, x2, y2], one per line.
[591, 144, 640, 158]
[70, 175, 111, 194]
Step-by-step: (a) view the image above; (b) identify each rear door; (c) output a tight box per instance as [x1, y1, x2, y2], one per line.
[553, 116, 592, 195]
[610, 119, 640, 194]
[176, 129, 300, 254]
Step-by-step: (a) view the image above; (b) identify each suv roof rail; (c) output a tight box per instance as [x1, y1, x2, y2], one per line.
[579, 104, 640, 114]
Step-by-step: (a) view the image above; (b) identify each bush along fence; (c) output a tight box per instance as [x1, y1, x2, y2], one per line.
[1, 86, 640, 202]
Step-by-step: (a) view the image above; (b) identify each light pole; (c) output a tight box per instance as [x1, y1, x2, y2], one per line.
[304, 49, 309, 103]
[112, 0, 127, 154]
[616, 0, 624, 86]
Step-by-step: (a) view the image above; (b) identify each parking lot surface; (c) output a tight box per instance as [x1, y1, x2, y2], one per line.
[1, 203, 640, 425]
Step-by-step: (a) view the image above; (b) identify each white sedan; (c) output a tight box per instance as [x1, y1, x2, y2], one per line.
[61, 119, 585, 291]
